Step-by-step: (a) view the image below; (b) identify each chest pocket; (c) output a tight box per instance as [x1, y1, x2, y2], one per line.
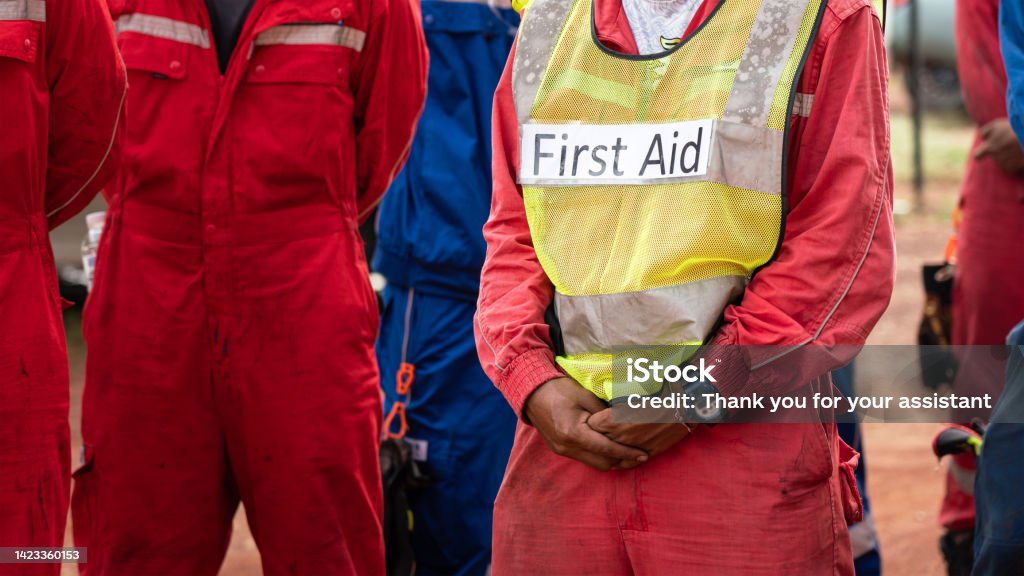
[233, 12, 364, 217]
[0, 0, 44, 64]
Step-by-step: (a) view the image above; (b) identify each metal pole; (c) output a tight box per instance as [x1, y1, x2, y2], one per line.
[909, 0, 925, 208]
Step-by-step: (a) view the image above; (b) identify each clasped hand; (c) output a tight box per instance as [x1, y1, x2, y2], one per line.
[523, 377, 696, 471]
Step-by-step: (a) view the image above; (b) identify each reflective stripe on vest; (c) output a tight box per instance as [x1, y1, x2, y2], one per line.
[254, 24, 366, 52]
[0, 0, 44, 22]
[116, 13, 210, 49]
[513, 0, 826, 401]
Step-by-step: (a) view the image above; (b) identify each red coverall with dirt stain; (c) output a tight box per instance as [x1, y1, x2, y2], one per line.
[475, 0, 895, 573]
[71, 1, 427, 574]
[939, 0, 1024, 535]
[0, 0, 124, 571]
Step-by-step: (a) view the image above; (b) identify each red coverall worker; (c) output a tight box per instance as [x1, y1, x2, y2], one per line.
[475, 0, 894, 573]
[938, 0, 1024, 552]
[0, 0, 124, 570]
[71, 1, 427, 574]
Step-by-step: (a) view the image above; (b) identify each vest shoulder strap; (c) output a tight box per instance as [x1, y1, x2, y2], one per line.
[722, 0, 821, 126]
[511, 0, 574, 125]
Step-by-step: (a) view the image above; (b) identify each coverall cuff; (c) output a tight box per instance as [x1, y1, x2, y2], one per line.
[497, 348, 565, 420]
[694, 344, 752, 400]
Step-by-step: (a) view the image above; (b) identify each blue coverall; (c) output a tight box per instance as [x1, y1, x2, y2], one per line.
[972, 6, 1024, 571]
[972, 321, 1024, 575]
[1002, 0, 1024, 140]
[374, 3, 519, 574]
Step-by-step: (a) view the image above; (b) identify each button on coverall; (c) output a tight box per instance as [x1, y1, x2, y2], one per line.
[0, 0, 124, 571]
[475, 0, 895, 573]
[71, 1, 427, 574]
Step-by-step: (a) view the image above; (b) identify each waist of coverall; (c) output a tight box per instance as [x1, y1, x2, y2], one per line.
[119, 198, 359, 248]
[0, 211, 50, 257]
[373, 243, 481, 301]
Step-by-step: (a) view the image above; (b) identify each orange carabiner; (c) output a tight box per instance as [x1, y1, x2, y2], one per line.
[396, 362, 415, 395]
[944, 207, 962, 264]
[383, 401, 408, 440]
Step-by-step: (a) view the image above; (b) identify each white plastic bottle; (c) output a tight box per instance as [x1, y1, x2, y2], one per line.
[81, 211, 106, 291]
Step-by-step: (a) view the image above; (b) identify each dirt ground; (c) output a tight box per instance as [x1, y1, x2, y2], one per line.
[52, 85, 977, 574]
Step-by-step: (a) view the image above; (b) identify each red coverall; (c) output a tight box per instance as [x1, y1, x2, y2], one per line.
[0, 0, 124, 569]
[475, 0, 895, 573]
[72, 2, 427, 574]
[939, 0, 1024, 535]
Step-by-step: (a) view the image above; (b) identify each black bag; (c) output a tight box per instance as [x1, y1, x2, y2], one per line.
[919, 263, 958, 390]
[380, 438, 430, 576]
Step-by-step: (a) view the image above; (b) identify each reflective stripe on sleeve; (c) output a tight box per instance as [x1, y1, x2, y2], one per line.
[0, 0, 45, 22]
[793, 93, 814, 118]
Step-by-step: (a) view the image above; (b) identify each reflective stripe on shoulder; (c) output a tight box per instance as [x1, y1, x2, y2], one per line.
[0, 0, 45, 22]
[116, 13, 210, 49]
[793, 93, 814, 118]
[254, 24, 366, 52]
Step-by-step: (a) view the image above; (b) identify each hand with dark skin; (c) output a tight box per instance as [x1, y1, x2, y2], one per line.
[976, 119, 1024, 180]
[524, 377, 650, 471]
[587, 408, 695, 465]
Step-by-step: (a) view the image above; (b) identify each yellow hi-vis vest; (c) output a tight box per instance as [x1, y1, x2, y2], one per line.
[513, 0, 826, 401]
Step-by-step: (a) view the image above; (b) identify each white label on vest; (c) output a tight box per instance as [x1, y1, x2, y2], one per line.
[519, 119, 714, 185]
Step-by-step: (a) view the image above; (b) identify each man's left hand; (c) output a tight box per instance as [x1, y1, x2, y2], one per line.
[587, 408, 696, 464]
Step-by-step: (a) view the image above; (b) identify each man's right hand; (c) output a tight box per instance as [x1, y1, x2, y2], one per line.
[976, 119, 1024, 177]
[523, 377, 649, 471]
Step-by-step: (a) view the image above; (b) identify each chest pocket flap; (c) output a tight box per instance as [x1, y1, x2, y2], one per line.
[0, 0, 44, 63]
[246, 20, 363, 86]
[116, 12, 211, 80]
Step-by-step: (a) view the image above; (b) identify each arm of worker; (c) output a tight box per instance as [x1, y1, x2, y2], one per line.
[474, 43, 649, 471]
[474, 44, 562, 419]
[704, 3, 896, 400]
[351, 0, 428, 223]
[958, 0, 1024, 178]
[43, 0, 126, 230]
[1003, 0, 1024, 141]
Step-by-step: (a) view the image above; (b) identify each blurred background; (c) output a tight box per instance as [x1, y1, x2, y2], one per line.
[49, 1, 984, 573]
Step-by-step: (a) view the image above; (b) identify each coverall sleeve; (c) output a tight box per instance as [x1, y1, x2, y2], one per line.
[1001, 0, 1024, 140]
[351, 0, 428, 223]
[43, 0, 126, 230]
[956, 0, 1009, 128]
[707, 4, 896, 398]
[475, 42, 566, 418]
